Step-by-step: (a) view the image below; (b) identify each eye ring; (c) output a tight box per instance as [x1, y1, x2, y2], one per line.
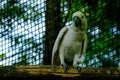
[82, 16, 84, 19]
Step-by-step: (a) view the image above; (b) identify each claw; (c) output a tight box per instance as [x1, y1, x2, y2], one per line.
[61, 63, 68, 73]
[77, 66, 81, 72]
[74, 65, 81, 72]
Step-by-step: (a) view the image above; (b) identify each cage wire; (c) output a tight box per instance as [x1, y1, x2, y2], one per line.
[0, 0, 46, 66]
[0, 0, 120, 67]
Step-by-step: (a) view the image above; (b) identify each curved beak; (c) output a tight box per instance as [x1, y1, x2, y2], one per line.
[73, 16, 81, 27]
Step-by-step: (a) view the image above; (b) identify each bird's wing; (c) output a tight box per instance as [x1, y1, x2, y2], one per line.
[51, 27, 68, 65]
[81, 34, 87, 55]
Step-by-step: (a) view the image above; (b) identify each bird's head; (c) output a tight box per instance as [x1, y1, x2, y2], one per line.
[72, 11, 87, 31]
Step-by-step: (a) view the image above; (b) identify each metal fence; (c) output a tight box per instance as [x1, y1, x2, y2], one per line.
[0, 0, 46, 65]
[0, 0, 120, 67]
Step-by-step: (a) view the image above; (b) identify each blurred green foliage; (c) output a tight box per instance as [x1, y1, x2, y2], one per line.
[0, 0, 119, 66]
[61, 0, 120, 67]
[0, 0, 43, 65]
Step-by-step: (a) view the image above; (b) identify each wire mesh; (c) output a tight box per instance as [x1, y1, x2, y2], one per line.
[0, 0, 120, 67]
[0, 0, 46, 66]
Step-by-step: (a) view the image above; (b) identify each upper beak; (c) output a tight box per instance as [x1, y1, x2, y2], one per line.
[73, 16, 81, 27]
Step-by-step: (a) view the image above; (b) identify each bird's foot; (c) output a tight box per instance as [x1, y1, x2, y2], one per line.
[77, 66, 81, 72]
[74, 65, 81, 72]
[61, 63, 68, 73]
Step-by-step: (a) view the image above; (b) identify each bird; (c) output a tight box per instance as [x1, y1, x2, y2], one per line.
[51, 11, 87, 72]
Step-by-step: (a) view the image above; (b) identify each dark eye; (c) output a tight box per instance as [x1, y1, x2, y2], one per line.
[82, 16, 84, 19]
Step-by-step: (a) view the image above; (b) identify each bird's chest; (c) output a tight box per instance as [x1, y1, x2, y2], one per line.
[63, 31, 84, 45]
[60, 31, 84, 55]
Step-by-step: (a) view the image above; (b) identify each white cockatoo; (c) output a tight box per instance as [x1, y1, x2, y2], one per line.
[51, 11, 87, 72]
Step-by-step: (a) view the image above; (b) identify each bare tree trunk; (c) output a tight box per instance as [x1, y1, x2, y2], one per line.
[44, 0, 61, 65]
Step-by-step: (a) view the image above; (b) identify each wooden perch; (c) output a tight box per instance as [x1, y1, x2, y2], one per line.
[0, 65, 120, 80]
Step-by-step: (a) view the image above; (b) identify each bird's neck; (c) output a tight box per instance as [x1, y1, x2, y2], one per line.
[70, 24, 86, 33]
